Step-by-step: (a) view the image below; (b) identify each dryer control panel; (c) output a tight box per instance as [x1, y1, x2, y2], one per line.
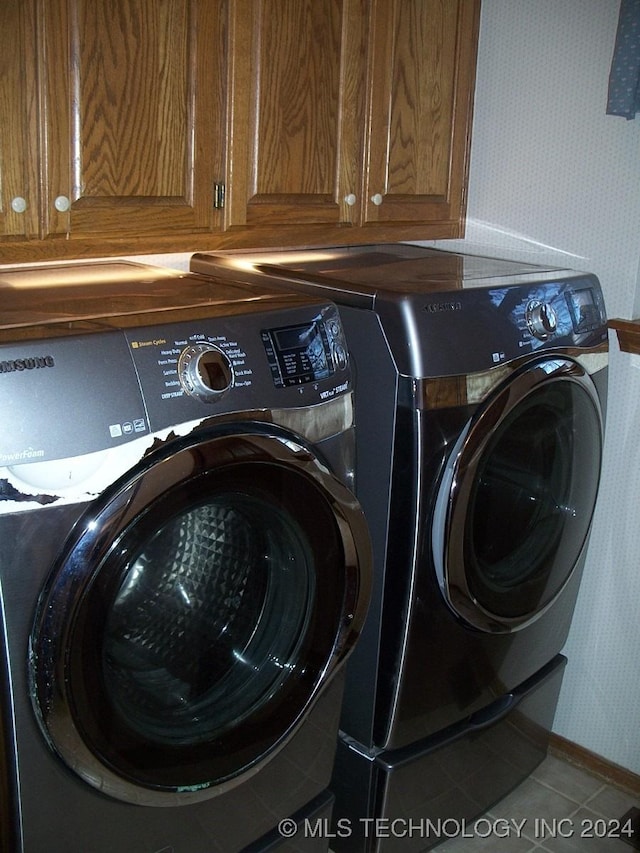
[380, 274, 608, 378]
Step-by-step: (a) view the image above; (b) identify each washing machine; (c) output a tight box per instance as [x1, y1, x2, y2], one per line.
[0, 260, 371, 853]
[191, 244, 608, 850]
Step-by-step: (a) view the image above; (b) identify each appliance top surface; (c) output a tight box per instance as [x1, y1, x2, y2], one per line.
[190, 244, 608, 379]
[0, 259, 320, 333]
[192, 243, 579, 305]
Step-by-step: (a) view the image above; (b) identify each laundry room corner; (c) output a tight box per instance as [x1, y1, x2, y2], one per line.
[424, 0, 640, 777]
[555, 331, 640, 775]
[6, 0, 640, 849]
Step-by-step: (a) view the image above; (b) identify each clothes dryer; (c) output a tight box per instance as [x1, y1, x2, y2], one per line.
[191, 244, 608, 851]
[0, 261, 371, 853]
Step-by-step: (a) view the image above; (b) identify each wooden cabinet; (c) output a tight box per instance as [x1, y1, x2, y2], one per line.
[0, 0, 480, 263]
[1, 0, 227, 259]
[0, 1, 39, 240]
[226, 0, 479, 243]
[225, 0, 367, 232]
[363, 0, 479, 228]
[40, 0, 227, 240]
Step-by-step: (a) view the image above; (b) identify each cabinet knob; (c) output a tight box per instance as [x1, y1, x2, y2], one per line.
[371, 193, 383, 206]
[54, 195, 71, 212]
[11, 197, 27, 213]
[344, 193, 357, 207]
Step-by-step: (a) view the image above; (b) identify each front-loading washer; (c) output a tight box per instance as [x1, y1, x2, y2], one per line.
[0, 261, 371, 853]
[191, 244, 608, 850]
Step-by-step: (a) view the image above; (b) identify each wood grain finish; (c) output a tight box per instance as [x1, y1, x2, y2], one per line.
[74, 2, 188, 199]
[12, 0, 226, 242]
[227, 0, 366, 229]
[0, 0, 480, 263]
[0, 0, 39, 239]
[609, 318, 640, 355]
[364, 0, 477, 225]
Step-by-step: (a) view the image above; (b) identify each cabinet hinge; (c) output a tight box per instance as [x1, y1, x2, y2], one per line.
[214, 182, 226, 210]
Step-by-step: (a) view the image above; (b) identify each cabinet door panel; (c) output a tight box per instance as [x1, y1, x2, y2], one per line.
[363, 0, 478, 226]
[40, 0, 226, 239]
[227, 0, 365, 230]
[0, 1, 39, 238]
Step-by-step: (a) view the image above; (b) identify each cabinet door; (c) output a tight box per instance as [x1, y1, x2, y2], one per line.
[39, 0, 226, 239]
[363, 0, 479, 227]
[225, 0, 366, 231]
[0, 1, 39, 238]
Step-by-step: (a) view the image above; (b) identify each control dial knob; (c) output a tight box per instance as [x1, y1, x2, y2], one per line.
[526, 300, 557, 340]
[178, 344, 233, 401]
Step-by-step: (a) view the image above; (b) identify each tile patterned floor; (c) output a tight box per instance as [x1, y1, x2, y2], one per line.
[432, 754, 640, 852]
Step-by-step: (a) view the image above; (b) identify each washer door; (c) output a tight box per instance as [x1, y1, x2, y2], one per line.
[30, 425, 370, 805]
[433, 357, 603, 633]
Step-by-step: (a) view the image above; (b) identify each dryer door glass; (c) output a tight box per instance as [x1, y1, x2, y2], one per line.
[30, 428, 370, 805]
[439, 358, 602, 631]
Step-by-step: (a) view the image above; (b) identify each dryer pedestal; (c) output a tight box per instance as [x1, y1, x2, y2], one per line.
[331, 655, 566, 853]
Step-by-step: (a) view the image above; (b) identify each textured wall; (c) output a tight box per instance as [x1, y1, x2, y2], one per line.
[427, 0, 640, 773]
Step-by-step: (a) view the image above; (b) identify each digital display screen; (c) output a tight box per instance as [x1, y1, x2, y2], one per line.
[262, 321, 332, 386]
[566, 288, 600, 334]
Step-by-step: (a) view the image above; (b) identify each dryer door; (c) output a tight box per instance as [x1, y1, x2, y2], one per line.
[433, 357, 603, 632]
[30, 424, 370, 805]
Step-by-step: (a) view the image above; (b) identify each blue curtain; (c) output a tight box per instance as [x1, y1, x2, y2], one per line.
[607, 0, 640, 119]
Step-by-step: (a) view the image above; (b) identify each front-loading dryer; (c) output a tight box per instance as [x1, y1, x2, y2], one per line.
[0, 261, 371, 853]
[191, 244, 608, 851]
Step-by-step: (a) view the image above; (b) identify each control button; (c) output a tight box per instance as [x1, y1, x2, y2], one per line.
[327, 318, 341, 339]
[332, 342, 348, 370]
[526, 300, 557, 340]
[178, 344, 233, 401]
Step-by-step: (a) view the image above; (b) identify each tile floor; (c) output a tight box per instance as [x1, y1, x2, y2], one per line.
[432, 753, 640, 852]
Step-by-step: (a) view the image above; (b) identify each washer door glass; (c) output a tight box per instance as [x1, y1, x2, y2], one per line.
[435, 358, 603, 632]
[103, 491, 313, 745]
[30, 427, 370, 805]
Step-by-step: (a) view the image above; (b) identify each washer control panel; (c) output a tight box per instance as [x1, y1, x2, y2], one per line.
[261, 313, 348, 388]
[126, 303, 351, 432]
[0, 331, 148, 466]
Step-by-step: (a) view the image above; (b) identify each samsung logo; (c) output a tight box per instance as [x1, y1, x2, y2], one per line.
[425, 301, 463, 313]
[0, 355, 56, 374]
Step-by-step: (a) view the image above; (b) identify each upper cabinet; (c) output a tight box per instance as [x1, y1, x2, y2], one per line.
[363, 0, 479, 228]
[39, 0, 227, 240]
[1, 0, 227, 259]
[226, 0, 479, 242]
[0, 0, 480, 263]
[225, 0, 367, 232]
[0, 1, 39, 241]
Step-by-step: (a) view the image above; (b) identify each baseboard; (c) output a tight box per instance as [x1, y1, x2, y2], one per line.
[550, 733, 640, 796]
